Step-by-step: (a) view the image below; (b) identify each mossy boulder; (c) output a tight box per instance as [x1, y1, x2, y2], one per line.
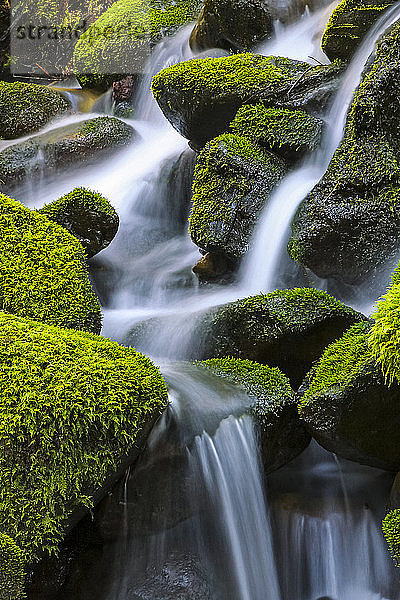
[198, 358, 311, 473]
[189, 0, 273, 53]
[38, 187, 119, 259]
[298, 320, 400, 470]
[0, 311, 168, 572]
[151, 53, 343, 147]
[0, 193, 102, 333]
[0, 81, 71, 140]
[0, 534, 25, 600]
[230, 104, 324, 161]
[0, 117, 136, 193]
[321, 0, 394, 62]
[73, 0, 202, 91]
[383, 510, 400, 567]
[289, 22, 400, 284]
[201, 288, 366, 387]
[189, 133, 288, 262]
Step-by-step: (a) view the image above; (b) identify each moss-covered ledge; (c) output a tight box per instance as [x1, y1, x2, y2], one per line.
[0, 534, 25, 600]
[0, 311, 168, 591]
[383, 509, 400, 567]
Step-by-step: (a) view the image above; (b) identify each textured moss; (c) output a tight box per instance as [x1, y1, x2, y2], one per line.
[189, 133, 287, 260]
[0, 534, 25, 600]
[289, 22, 400, 283]
[321, 0, 394, 61]
[383, 509, 400, 567]
[0, 193, 102, 333]
[370, 262, 400, 385]
[0, 81, 70, 140]
[201, 288, 365, 386]
[152, 53, 343, 146]
[199, 357, 310, 471]
[230, 104, 324, 159]
[73, 0, 202, 90]
[38, 187, 119, 258]
[0, 311, 168, 564]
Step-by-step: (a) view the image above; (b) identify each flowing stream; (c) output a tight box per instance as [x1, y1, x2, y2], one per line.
[21, 1, 400, 598]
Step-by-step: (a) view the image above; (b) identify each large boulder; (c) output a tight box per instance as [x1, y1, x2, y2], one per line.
[0, 81, 71, 140]
[230, 104, 324, 161]
[200, 288, 366, 387]
[38, 187, 119, 259]
[289, 22, 400, 284]
[0, 534, 25, 600]
[189, 0, 273, 53]
[189, 133, 288, 262]
[198, 358, 311, 473]
[0, 311, 168, 578]
[0, 193, 102, 333]
[298, 320, 400, 471]
[321, 0, 394, 62]
[0, 117, 136, 193]
[151, 53, 343, 147]
[73, 0, 202, 91]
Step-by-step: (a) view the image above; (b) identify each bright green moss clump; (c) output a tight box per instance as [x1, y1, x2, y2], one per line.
[73, 0, 202, 90]
[189, 133, 287, 260]
[321, 0, 394, 61]
[230, 104, 324, 158]
[0, 534, 25, 600]
[38, 187, 119, 258]
[0, 311, 168, 564]
[383, 510, 400, 567]
[0, 193, 102, 333]
[0, 81, 70, 140]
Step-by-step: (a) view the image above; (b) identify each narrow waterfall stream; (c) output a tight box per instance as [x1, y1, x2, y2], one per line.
[20, 1, 400, 598]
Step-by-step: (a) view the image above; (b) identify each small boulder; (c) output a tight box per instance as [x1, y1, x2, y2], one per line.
[230, 104, 324, 161]
[38, 187, 119, 259]
[321, 0, 394, 62]
[0, 81, 71, 140]
[189, 133, 288, 262]
[189, 0, 273, 53]
[298, 320, 400, 471]
[201, 288, 366, 387]
[198, 357, 311, 473]
[192, 252, 234, 282]
[151, 53, 343, 147]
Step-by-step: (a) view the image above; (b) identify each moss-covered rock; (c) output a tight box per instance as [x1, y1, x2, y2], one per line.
[189, 133, 288, 262]
[0, 117, 136, 193]
[151, 53, 343, 147]
[370, 263, 400, 385]
[73, 0, 202, 91]
[383, 509, 400, 567]
[201, 288, 366, 387]
[198, 358, 310, 473]
[0, 311, 168, 568]
[230, 104, 324, 161]
[38, 187, 119, 259]
[0, 81, 71, 140]
[298, 320, 400, 470]
[321, 0, 394, 62]
[289, 22, 400, 283]
[189, 0, 273, 53]
[0, 534, 25, 600]
[0, 193, 102, 333]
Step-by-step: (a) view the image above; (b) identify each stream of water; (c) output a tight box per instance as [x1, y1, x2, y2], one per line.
[20, 0, 400, 597]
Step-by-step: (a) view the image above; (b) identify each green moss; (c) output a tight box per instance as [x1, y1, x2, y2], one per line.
[0, 82, 70, 140]
[298, 321, 375, 410]
[0, 193, 102, 333]
[39, 187, 116, 221]
[73, 0, 202, 90]
[383, 509, 400, 567]
[230, 104, 324, 157]
[0, 534, 25, 600]
[0, 311, 168, 564]
[189, 133, 287, 260]
[321, 0, 394, 61]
